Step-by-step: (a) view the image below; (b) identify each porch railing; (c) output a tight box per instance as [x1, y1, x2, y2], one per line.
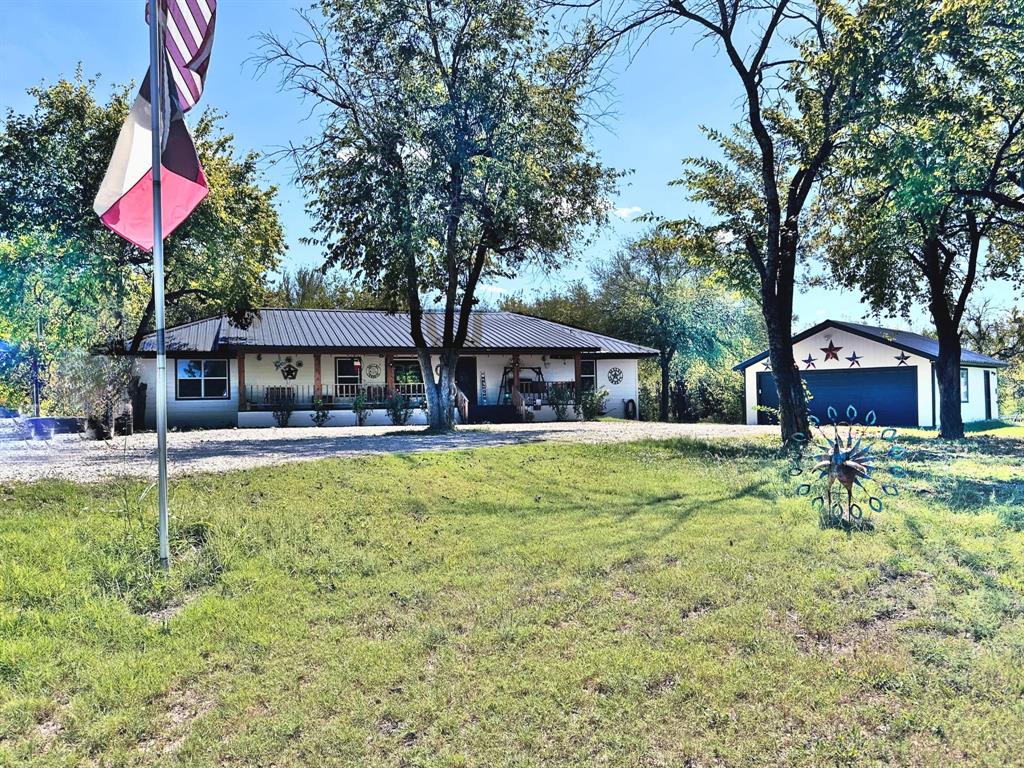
[244, 383, 426, 411]
[511, 380, 577, 406]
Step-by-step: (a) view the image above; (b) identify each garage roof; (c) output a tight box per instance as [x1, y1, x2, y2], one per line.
[135, 309, 658, 357]
[734, 319, 1008, 370]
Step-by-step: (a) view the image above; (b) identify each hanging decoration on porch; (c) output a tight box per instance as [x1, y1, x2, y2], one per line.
[787, 406, 906, 532]
[479, 372, 488, 405]
[607, 367, 624, 385]
[274, 355, 303, 381]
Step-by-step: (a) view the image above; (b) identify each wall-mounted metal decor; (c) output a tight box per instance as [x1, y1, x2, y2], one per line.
[607, 367, 624, 385]
[894, 352, 911, 366]
[802, 354, 817, 369]
[821, 341, 843, 361]
[274, 355, 303, 381]
[787, 405, 906, 531]
[846, 351, 862, 367]
[366, 363, 381, 379]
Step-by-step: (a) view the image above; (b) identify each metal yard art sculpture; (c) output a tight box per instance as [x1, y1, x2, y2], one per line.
[788, 406, 906, 531]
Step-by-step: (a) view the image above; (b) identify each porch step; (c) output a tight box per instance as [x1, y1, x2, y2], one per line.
[467, 404, 520, 424]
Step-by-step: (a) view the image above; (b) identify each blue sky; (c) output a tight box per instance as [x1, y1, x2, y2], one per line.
[2, 0, 1015, 331]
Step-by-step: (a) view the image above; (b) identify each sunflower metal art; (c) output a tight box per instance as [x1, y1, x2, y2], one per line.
[787, 406, 906, 531]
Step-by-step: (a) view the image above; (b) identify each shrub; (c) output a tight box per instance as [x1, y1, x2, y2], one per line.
[310, 397, 332, 427]
[577, 388, 608, 421]
[548, 386, 572, 421]
[352, 392, 371, 426]
[272, 403, 294, 428]
[385, 392, 413, 426]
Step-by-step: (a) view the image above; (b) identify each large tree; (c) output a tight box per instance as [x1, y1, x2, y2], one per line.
[0, 75, 286, 360]
[258, 0, 616, 430]
[567, 0, 884, 440]
[818, 0, 1024, 438]
[593, 231, 743, 421]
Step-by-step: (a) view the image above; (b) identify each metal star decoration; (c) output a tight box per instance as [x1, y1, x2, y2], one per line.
[894, 352, 911, 366]
[846, 351, 863, 367]
[821, 341, 843, 361]
[787, 406, 906, 531]
[802, 354, 817, 369]
[762, 359, 772, 370]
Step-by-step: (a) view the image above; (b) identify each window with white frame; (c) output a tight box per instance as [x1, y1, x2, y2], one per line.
[335, 357, 362, 386]
[176, 359, 229, 399]
[960, 369, 969, 402]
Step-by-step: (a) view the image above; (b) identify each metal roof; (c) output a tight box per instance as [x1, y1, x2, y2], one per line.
[137, 309, 658, 357]
[733, 319, 1008, 370]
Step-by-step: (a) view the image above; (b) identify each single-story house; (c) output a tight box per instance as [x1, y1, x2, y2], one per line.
[735, 319, 1007, 428]
[132, 309, 657, 429]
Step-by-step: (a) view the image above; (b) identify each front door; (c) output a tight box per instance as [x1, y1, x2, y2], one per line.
[455, 357, 478, 406]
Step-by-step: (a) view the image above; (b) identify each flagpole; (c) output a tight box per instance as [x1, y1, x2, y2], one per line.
[149, 0, 171, 571]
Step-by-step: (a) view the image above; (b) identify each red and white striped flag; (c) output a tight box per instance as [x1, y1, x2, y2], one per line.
[93, 1, 218, 251]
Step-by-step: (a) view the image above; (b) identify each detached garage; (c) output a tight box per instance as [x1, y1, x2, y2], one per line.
[735, 320, 1007, 428]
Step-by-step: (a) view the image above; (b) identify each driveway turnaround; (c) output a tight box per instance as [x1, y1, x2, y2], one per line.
[0, 421, 777, 484]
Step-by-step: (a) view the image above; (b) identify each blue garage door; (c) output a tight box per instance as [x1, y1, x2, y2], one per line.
[756, 367, 918, 426]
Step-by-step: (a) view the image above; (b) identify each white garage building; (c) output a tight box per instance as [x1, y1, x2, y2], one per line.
[735, 320, 1006, 428]
[132, 309, 656, 429]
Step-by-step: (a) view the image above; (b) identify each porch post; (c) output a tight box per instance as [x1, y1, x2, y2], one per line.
[313, 353, 322, 399]
[512, 353, 520, 390]
[385, 352, 395, 394]
[574, 352, 582, 400]
[237, 352, 247, 411]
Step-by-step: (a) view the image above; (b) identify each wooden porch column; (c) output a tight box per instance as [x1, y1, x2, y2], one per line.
[313, 353, 322, 397]
[385, 353, 395, 393]
[512, 353, 521, 390]
[573, 352, 582, 394]
[237, 352, 247, 411]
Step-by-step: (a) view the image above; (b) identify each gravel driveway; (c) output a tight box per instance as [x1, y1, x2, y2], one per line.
[0, 420, 776, 484]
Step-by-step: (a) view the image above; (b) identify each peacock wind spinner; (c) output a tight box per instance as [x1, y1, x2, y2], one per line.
[788, 406, 907, 531]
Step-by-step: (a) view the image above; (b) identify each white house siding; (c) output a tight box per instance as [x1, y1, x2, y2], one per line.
[139, 350, 642, 429]
[948, 366, 999, 425]
[744, 328, 1001, 427]
[138, 357, 239, 430]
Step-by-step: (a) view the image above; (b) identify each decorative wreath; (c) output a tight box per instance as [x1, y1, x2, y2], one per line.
[366, 363, 382, 379]
[607, 367, 624, 385]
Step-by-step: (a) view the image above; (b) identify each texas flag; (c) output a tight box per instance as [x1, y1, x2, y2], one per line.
[94, 1, 217, 251]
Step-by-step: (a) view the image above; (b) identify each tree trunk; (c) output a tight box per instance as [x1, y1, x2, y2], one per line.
[933, 324, 965, 440]
[659, 350, 672, 422]
[419, 347, 457, 431]
[762, 294, 808, 442]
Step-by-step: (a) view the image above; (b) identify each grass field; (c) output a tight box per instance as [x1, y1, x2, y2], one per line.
[1, 429, 1022, 767]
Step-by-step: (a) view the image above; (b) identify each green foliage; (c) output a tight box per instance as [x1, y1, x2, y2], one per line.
[577, 388, 608, 421]
[271, 403, 294, 428]
[259, 0, 616, 428]
[352, 392, 371, 426]
[681, 359, 744, 424]
[0, 73, 285, 374]
[548, 386, 572, 421]
[1, 436, 1023, 764]
[266, 267, 391, 310]
[384, 392, 414, 426]
[310, 397, 333, 428]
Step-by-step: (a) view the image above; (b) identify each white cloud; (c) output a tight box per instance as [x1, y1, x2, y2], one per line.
[476, 285, 507, 294]
[614, 206, 643, 220]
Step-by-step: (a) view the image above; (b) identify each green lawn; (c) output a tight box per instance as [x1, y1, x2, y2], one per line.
[1, 432, 1023, 767]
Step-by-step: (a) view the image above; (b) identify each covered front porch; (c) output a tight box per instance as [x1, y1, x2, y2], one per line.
[236, 350, 595, 424]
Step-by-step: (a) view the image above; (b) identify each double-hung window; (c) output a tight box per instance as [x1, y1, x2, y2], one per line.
[580, 359, 597, 392]
[176, 360, 229, 399]
[960, 369, 970, 402]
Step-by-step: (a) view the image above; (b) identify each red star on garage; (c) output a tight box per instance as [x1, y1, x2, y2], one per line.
[821, 340, 843, 361]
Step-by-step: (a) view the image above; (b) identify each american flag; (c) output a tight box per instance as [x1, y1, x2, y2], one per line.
[149, 0, 218, 112]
